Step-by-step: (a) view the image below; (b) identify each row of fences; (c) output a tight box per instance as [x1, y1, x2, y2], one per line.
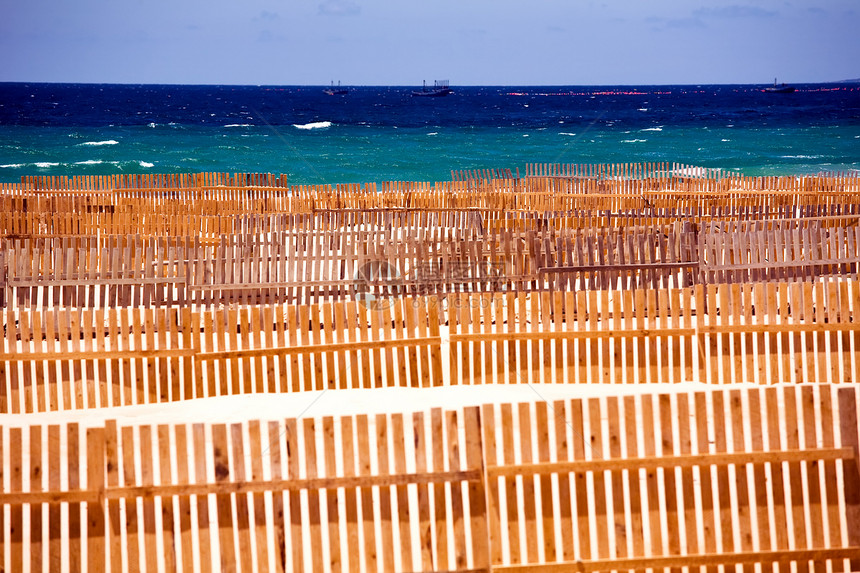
[3, 279, 860, 413]
[3, 168, 860, 571]
[6, 203, 860, 240]
[1, 384, 859, 572]
[0, 171, 289, 193]
[2, 217, 860, 309]
[3, 163, 855, 192]
[521, 161, 728, 180]
[0, 181, 858, 218]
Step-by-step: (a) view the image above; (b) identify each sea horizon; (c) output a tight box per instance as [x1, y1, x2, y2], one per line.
[3, 78, 860, 86]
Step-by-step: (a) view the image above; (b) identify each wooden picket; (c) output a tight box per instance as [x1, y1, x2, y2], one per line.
[1, 385, 859, 572]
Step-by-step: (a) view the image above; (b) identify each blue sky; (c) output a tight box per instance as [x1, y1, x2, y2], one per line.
[2, 0, 857, 85]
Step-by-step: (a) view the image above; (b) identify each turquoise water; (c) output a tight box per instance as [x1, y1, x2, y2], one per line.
[1, 83, 859, 184]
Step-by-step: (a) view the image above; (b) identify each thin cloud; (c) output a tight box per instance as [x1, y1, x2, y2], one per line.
[646, 16, 707, 30]
[693, 5, 778, 19]
[318, 0, 361, 17]
[257, 30, 287, 43]
[257, 11, 279, 22]
[666, 16, 707, 29]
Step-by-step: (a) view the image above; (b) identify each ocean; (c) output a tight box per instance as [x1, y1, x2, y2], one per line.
[1, 82, 858, 185]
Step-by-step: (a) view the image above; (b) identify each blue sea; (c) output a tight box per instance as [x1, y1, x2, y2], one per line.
[1, 82, 858, 184]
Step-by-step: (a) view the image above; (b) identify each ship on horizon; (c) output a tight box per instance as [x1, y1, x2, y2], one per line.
[323, 81, 348, 95]
[764, 78, 795, 93]
[412, 80, 452, 97]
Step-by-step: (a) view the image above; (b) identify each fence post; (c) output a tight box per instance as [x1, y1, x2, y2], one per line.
[0, 247, 6, 311]
[693, 284, 708, 384]
[838, 387, 860, 568]
[86, 427, 106, 573]
[464, 406, 490, 570]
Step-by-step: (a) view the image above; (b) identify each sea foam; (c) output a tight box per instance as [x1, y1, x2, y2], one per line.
[79, 140, 119, 146]
[293, 121, 332, 130]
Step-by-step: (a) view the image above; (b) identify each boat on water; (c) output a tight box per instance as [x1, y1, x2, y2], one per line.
[323, 81, 348, 95]
[764, 78, 795, 93]
[412, 80, 452, 97]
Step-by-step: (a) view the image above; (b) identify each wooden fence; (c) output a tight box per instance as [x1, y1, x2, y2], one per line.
[1, 384, 859, 572]
[452, 168, 518, 182]
[697, 217, 860, 283]
[5, 217, 860, 310]
[2, 170, 859, 222]
[3, 278, 859, 413]
[448, 280, 860, 387]
[3, 164, 858, 193]
[4, 198, 860, 241]
[524, 161, 683, 180]
[0, 296, 442, 413]
[0, 172, 289, 193]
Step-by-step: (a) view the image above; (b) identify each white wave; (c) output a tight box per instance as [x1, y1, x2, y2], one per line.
[79, 140, 119, 146]
[780, 155, 824, 159]
[293, 121, 332, 130]
[621, 139, 647, 143]
[638, 108, 648, 112]
[427, 132, 438, 136]
[560, 132, 577, 136]
[0, 163, 25, 168]
[147, 122, 157, 128]
[721, 139, 731, 142]
[139, 161, 154, 168]
[640, 127, 663, 132]
[224, 124, 253, 128]
[75, 160, 104, 165]
[35, 162, 60, 168]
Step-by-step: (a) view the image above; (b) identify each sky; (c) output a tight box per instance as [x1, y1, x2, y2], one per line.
[1, 0, 857, 85]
